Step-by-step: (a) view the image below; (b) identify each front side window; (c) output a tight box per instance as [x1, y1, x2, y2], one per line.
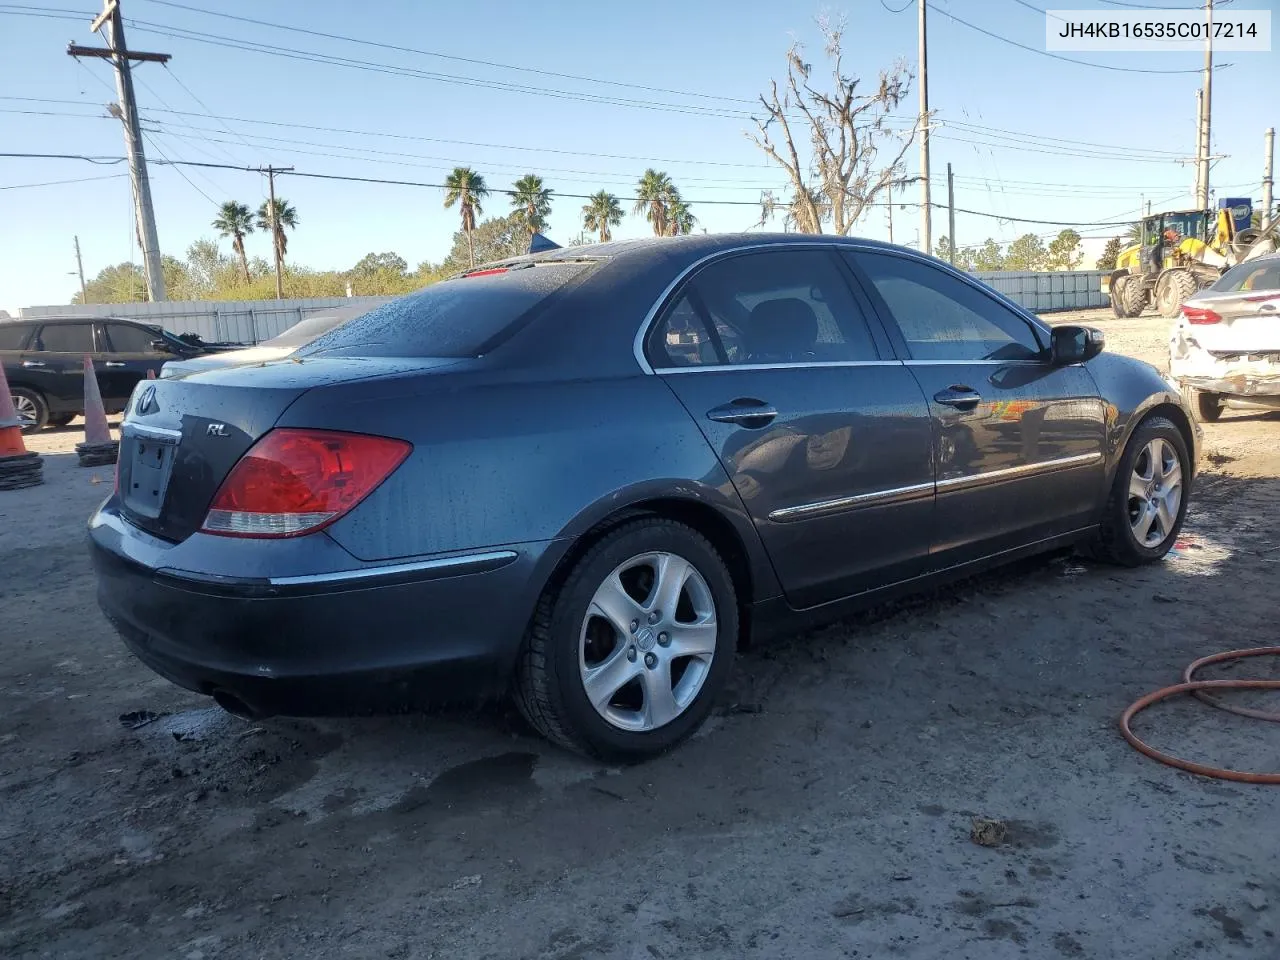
[649, 249, 881, 368]
[36, 323, 95, 353]
[106, 323, 159, 354]
[852, 252, 1044, 362]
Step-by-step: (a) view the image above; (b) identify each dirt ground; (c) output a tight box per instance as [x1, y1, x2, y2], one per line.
[3, 307, 1279, 960]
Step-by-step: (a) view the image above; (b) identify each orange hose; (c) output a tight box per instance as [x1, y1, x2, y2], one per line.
[1120, 648, 1280, 784]
[1182, 646, 1280, 723]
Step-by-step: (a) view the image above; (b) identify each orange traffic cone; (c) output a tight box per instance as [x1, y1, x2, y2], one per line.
[76, 355, 118, 468]
[147, 368, 157, 379]
[0, 359, 43, 489]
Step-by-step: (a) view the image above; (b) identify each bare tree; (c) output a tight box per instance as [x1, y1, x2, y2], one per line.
[749, 18, 917, 235]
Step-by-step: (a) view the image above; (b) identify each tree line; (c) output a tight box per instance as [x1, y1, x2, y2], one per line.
[933, 229, 1102, 273]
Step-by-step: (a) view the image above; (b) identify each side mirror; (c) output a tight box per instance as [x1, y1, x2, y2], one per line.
[1050, 325, 1104, 365]
[149, 338, 175, 354]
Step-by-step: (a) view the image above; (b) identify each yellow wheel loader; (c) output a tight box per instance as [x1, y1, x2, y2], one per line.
[1103, 199, 1278, 319]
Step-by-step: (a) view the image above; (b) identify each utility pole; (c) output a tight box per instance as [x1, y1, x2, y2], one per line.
[946, 163, 956, 265]
[917, 0, 932, 256]
[258, 165, 294, 299]
[73, 236, 88, 303]
[1263, 127, 1275, 226]
[886, 188, 894, 244]
[68, 1, 169, 302]
[1194, 0, 1214, 209]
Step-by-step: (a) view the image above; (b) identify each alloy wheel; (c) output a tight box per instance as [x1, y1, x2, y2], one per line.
[1128, 438, 1183, 548]
[11, 393, 37, 429]
[578, 551, 718, 733]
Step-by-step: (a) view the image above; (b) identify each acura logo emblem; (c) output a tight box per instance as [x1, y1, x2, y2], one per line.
[136, 384, 158, 415]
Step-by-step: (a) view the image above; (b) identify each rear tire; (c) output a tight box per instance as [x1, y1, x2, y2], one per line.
[514, 517, 738, 761]
[1097, 416, 1190, 566]
[11, 387, 48, 433]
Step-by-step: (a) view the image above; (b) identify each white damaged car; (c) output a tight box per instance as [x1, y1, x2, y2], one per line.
[1169, 253, 1280, 421]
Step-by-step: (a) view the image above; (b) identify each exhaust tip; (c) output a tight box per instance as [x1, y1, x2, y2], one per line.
[212, 689, 265, 721]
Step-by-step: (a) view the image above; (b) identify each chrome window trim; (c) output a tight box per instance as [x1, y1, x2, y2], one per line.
[903, 359, 1046, 367]
[267, 549, 519, 587]
[631, 241, 848, 375]
[653, 360, 904, 375]
[766, 452, 1102, 523]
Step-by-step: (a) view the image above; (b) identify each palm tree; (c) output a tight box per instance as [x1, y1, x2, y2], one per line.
[668, 193, 697, 236]
[582, 190, 623, 243]
[635, 169, 674, 237]
[510, 174, 553, 243]
[212, 201, 255, 283]
[256, 197, 298, 274]
[444, 167, 489, 267]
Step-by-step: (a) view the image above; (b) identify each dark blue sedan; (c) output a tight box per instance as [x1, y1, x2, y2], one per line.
[89, 234, 1200, 760]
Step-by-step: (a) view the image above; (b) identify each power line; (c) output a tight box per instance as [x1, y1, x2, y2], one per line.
[936, 6, 1218, 74]
[0, 172, 128, 190]
[124, 20, 762, 120]
[0, 151, 1179, 226]
[138, 0, 757, 106]
[140, 131, 219, 206]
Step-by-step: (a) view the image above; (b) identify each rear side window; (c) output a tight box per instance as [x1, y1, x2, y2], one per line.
[37, 323, 95, 353]
[852, 252, 1043, 362]
[105, 323, 158, 353]
[301, 262, 594, 358]
[648, 249, 881, 368]
[0, 324, 33, 350]
[1212, 260, 1280, 293]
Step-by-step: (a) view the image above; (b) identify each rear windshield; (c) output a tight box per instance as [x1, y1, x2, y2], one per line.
[1211, 259, 1280, 293]
[264, 309, 363, 348]
[299, 262, 594, 358]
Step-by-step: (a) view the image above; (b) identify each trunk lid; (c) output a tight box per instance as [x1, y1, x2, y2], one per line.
[117, 356, 453, 542]
[1186, 291, 1280, 353]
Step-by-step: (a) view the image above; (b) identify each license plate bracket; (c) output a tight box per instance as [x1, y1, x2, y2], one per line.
[124, 433, 178, 519]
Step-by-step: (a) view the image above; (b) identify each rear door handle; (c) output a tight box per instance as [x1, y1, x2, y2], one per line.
[22, 359, 47, 368]
[103, 361, 126, 368]
[933, 386, 982, 411]
[706, 399, 778, 428]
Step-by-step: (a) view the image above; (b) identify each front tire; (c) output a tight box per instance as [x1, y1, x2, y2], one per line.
[1196, 391, 1225, 422]
[514, 517, 738, 761]
[11, 387, 48, 433]
[1156, 269, 1198, 319]
[1098, 416, 1190, 566]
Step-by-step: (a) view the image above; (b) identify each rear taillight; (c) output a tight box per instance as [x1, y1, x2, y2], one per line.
[201, 428, 411, 538]
[1181, 305, 1222, 325]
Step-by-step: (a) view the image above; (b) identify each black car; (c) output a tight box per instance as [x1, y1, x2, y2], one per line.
[89, 235, 1201, 760]
[0, 316, 234, 431]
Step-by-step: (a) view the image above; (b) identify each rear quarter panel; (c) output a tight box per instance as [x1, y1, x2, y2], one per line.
[281, 370, 780, 600]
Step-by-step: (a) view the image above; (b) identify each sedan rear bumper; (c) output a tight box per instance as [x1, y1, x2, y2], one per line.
[89, 505, 566, 716]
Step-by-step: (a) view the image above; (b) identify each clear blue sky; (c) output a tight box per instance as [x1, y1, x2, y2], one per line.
[0, 0, 1275, 310]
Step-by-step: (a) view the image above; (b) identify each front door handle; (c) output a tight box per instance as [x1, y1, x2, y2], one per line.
[103, 361, 126, 368]
[933, 386, 982, 411]
[22, 359, 47, 368]
[706, 399, 778, 429]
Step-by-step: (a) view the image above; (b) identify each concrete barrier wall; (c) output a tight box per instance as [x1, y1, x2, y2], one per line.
[19, 269, 1106, 343]
[971, 270, 1108, 312]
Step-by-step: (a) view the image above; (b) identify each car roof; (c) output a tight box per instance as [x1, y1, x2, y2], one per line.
[470, 232, 908, 277]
